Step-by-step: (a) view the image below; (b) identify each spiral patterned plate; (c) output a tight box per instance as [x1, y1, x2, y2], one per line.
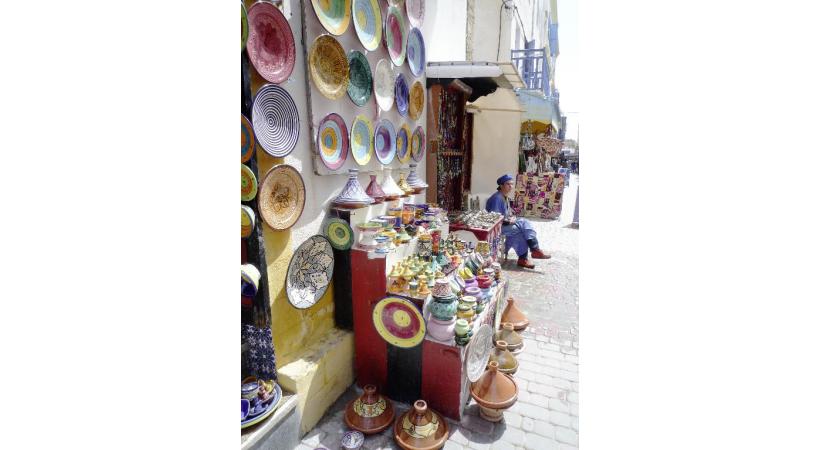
[317, 113, 349, 171]
[374, 59, 394, 111]
[408, 80, 424, 121]
[394, 73, 409, 117]
[351, 114, 374, 166]
[241, 3, 248, 51]
[311, 0, 351, 35]
[286, 235, 335, 309]
[309, 35, 350, 100]
[323, 218, 354, 250]
[241, 114, 255, 163]
[374, 119, 396, 165]
[406, 0, 425, 28]
[372, 296, 426, 348]
[246, 2, 296, 84]
[241, 164, 258, 201]
[406, 27, 425, 77]
[347, 50, 373, 107]
[352, 0, 382, 51]
[411, 125, 425, 162]
[258, 164, 306, 231]
[384, 6, 408, 66]
[396, 123, 411, 163]
[252, 84, 300, 157]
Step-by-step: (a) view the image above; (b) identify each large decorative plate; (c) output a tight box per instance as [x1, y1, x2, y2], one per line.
[286, 235, 335, 309]
[394, 73, 409, 117]
[495, 294, 508, 332]
[408, 80, 424, 121]
[311, 0, 351, 35]
[242, 114, 255, 163]
[396, 124, 411, 163]
[466, 324, 493, 383]
[323, 218, 354, 250]
[241, 205, 256, 239]
[406, 0, 425, 28]
[241, 164, 258, 201]
[350, 115, 374, 165]
[374, 59, 394, 111]
[241, 383, 282, 429]
[309, 35, 350, 100]
[406, 27, 425, 77]
[384, 6, 408, 66]
[258, 164, 306, 231]
[317, 113, 349, 171]
[374, 119, 396, 165]
[241, 3, 249, 51]
[411, 125, 425, 162]
[246, 2, 296, 84]
[352, 0, 382, 51]
[252, 84, 300, 157]
[347, 50, 373, 107]
[372, 297, 426, 348]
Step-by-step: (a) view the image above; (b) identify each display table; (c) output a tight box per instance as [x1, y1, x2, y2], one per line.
[448, 216, 503, 256]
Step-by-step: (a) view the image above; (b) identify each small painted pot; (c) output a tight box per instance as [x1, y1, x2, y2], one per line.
[241, 264, 261, 297]
[461, 295, 478, 313]
[432, 278, 452, 297]
[454, 318, 470, 337]
[457, 302, 475, 322]
[427, 316, 456, 341]
[241, 381, 259, 401]
[430, 295, 458, 321]
[378, 215, 398, 229]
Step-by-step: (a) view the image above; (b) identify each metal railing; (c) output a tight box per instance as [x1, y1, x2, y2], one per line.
[510, 48, 549, 95]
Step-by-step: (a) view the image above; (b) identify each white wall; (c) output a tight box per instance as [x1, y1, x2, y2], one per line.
[469, 88, 521, 206]
[423, 0, 467, 62]
[470, 0, 513, 62]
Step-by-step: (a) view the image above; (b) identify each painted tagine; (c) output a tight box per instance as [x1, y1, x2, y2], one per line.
[487, 340, 519, 375]
[405, 162, 428, 194]
[344, 384, 395, 435]
[332, 169, 375, 209]
[495, 322, 524, 353]
[393, 400, 449, 450]
[470, 361, 519, 422]
[397, 172, 414, 196]
[500, 298, 530, 331]
[365, 174, 387, 204]
[380, 167, 405, 200]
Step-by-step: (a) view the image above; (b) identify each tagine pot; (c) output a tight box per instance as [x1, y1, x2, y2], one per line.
[344, 384, 395, 435]
[393, 400, 449, 450]
[470, 361, 519, 422]
[495, 323, 524, 353]
[380, 167, 405, 200]
[365, 175, 387, 204]
[500, 298, 530, 331]
[332, 169, 375, 209]
[488, 340, 519, 375]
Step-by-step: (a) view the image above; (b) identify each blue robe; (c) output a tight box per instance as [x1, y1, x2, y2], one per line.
[486, 191, 538, 257]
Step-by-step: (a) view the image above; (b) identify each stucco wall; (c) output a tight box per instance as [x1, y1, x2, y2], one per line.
[469, 89, 521, 205]
[423, 0, 467, 62]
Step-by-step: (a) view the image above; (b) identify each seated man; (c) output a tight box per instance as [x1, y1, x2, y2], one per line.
[486, 174, 550, 269]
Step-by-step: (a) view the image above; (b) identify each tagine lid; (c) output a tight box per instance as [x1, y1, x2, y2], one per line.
[470, 361, 519, 409]
[500, 298, 530, 330]
[392, 400, 449, 450]
[344, 384, 395, 435]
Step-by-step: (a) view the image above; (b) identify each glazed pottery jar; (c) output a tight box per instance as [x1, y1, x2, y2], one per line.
[488, 340, 519, 375]
[464, 276, 478, 291]
[374, 236, 390, 254]
[427, 316, 456, 341]
[392, 400, 449, 450]
[457, 302, 474, 322]
[500, 298, 530, 331]
[470, 361, 518, 422]
[408, 280, 419, 296]
[241, 380, 259, 401]
[401, 204, 416, 225]
[430, 295, 458, 321]
[464, 286, 481, 299]
[454, 319, 470, 337]
[379, 215, 398, 229]
[406, 163, 428, 194]
[476, 275, 493, 289]
[397, 225, 412, 243]
[432, 278, 451, 298]
[357, 222, 382, 249]
[496, 323, 524, 353]
[461, 295, 478, 313]
[344, 384, 395, 434]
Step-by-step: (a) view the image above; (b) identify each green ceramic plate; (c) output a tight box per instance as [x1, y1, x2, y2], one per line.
[347, 50, 373, 107]
[324, 218, 354, 250]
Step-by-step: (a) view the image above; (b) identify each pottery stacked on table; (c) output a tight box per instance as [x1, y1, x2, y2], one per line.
[426, 278, 458, 341]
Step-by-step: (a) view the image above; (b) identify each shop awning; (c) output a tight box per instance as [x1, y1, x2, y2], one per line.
[426, 61, 526, 102]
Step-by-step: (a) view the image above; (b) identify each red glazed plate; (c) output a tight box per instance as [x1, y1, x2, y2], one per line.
[247, 2, 296, 84]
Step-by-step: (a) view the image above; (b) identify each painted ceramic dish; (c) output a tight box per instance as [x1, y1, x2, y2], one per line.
[311, 0, 352, 35]
[287, 235, 335, 309]
[394, 73, 409, 117]
[347, 50, 373, 107]
[241, 164, 258, 201]
[372, 297, 426, 348]
[374, 119, 396, 165]
[241, 3, 249, 51]
[317, 113, 349, 171]
[252, 84, 300, 157]
[352, 0, 382, 51]
[324, 218, 354, 250]
[384, 6, 408, 66]
[408, 80, 424, 121]
[406, 0, 425, 28]
[374, 59, 394, 111]
[258, 164, 305, 231]
[241, 383, 282, 428]
[241, 205, 256, 239]
[241, 114, 255, 163]
[396, 124, 411, 163]
[406, 27, 426, 77]
[309, 35, 350, 100]
[411, 125, 425, 162]
[350, 114, 374, 165]
[466, 324, 494, 383]
[246, 2, 296, 84]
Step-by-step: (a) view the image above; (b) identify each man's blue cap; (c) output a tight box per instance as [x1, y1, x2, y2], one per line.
[497, 174, 513, 185]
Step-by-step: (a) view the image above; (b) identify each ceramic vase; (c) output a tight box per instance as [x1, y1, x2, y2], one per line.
[500, 298, 530, 331]
[470, 361, 518, 422]
[427, 316, 456, 341]
[333, 169, 375, 209]
[392, 400, 449, 450]
[344, 384, 395, 435]
[430, 295, 458, 321]
[380, 167, 405, 200]
[365, 175, 387, 204]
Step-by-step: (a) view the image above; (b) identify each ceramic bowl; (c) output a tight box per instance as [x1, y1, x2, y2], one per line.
[241, 381, 260, 401]
[241, 399, 251, 421]
[341, 430, 365, 450]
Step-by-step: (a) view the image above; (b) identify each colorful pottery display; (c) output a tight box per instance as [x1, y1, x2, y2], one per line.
[332, 169, 374, 208]
[396, 124, 411, 163]
[392, 400, 449, 450]
[246, 2, 296, 84]
[352, 0, 383, 51]
[316, 113, 349, 171]
[374, 58, 395, 111]
[500, 298, 530, 331]
[488, 340, 519, 375]
[374, 119, 397, 165]
[372, 296, 426, 348]
[406, 0, 426, 28]
[394, 73, 409, 117]
[470, 361, 518, 422]
[324, 218, 354, 250]
[241, 114, 255, 163]
[311, 0, 352, 35]
[344, 384, 395, 434]
[241, 383, 283, 429]
[365, 174, 386, 203]
[241, 3, 248, 51]
[309, 35, 350, 100]
[411, 126, 425, 162]
[384, 6, 408, 66]
[286, 235, 334, 309]
[379, 167, 405, 199]
[408, 80, 424, 121]
[241, 164, 258, 201]
[258, 164, 305, 230]
[252, 83, 300, 157]
[241, 205, 256, 239]
[466, 324, 494, 383]
[406, 27, 426, 77]
[350, 115, 375, 165]
[495, 322, 524, 353]
[347, 50, 373, 107]
[341, 430, 365, 450]
[405, 162, 428, 192]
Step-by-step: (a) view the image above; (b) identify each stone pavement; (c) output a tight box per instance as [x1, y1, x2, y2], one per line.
[295, 216, 579, 450]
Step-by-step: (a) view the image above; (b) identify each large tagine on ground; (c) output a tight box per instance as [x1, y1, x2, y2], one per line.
[393, 399, 449, 450]
[500, 298, 529, 331]
[470, 361, 519, 422]
[344, 384, 395, 435]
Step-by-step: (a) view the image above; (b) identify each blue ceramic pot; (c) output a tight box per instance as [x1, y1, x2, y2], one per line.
[430, 295, 458, 321]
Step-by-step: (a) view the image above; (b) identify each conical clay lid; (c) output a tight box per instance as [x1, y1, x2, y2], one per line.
[366, 175, 387, 204]
[393, 400, 449, 450]
[488, 340, 518, 373]
[495, 323, 523, 351]
[470, 361, 518, 410]
[345, 384, 395, 435]
[500, 298, 529, 331]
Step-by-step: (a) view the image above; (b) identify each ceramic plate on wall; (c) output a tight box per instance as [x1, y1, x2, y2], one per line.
[246, 2, 296, 84]
[394, 73, 409, 117]
[309, 35, 350, 100]
[406, 0, 425, 28]
[286, 235, 335, 309]
[241, 164, 258, 201]
[252, 84, 300, 157]
[374, 119, 396, 165]
[324, 218, 354, 250]
[258, 164, 306, 231]
[374, 59, 394, 111]
[406, 27, 425, 77]
[350, 114, 374, 165]
[311, 0, 351, 35]
[352, 0, 383, 51]
[372, 296, 426, 348]
[317, 113, 349, 171]
[411, 125, 425, 162]
[347, 50, 373, 107]
[241, 114, 255, 163]
[384, 6, 408, 66]
[408, 80, 424, 121]
[396, 124, 411, 163]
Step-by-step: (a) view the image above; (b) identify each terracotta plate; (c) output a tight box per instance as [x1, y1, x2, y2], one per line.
[324, 218, 354, 250]
[374, 58, 394, 111]
[286, 235, 335, 309]
[372, 297, 426, 348]
[411, 125, 425, 162]
[347, 50, 373, 107]
[408, 80, 424, 121]
[246, 2, 296, 84]
[252, 84, 300, 158]
[350, 114, 374, 165]
[241, 114, 255, 163]
[406, 27, 426, 77]
[466, 324, 494, 383]
[317, 113, 349, 171]
[396, 123, 411, 163]
[394, 73, 409, 117]
[406, 0, 425, 28]
[241, 164, 258, 201]
[309, 35, 350, 100]
[352, 0, 383, 51]
[258, 164, 306, 231]
[384, 6, 407, 66]
[374, 119, 396, 165]
[311, 0, 352, 35]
